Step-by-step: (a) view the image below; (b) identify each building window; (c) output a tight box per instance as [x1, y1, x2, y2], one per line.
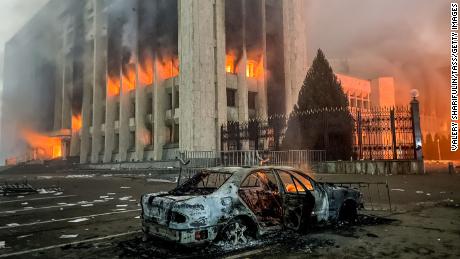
[115, 102, 120, 120]
[357, 99, 362, 109]
[128, 131, 135, 151]
[168, 93, 173, 110]
[102, 105, 106, 124]
[88, 137, 92, 157]
[174, 123, 179, 143]
[227, 89, 236, 107]
[113, 133, 119, 153]
[363, 100, 369, 109]
[174, 90, 179, 109]
[248, 91, 257, 110]
[246, 61, 255, 78]
[166, 124, 179, 144]
[350, 97, 356, 108]
[100, 136, 105, 155]
[146, 96, 153, 114]
[144, 123, 153, 149]
[130, 97, 135, 118]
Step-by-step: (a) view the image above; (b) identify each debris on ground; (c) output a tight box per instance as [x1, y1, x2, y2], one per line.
[68, 218, 89, 223]
[117, 214, 394, 258]
[1, 182, 37, 196]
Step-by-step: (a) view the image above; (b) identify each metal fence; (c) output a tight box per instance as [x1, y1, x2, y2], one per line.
[175, 150, 326, 168]
[221, 105, 418, 161]
[353, 107, 415, 160]
[330, 181, 392, 212]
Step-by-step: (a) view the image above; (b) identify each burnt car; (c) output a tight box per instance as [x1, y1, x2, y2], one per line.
[140, 166, 363, 245]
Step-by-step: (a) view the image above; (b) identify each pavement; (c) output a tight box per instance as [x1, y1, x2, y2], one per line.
[0, 167, 459, 258]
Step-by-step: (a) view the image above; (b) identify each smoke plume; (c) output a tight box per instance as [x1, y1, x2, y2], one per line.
[306, 0, 450, 134]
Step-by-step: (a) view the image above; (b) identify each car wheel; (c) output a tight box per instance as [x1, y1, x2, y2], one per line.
[339, 200, 358, 224]
[221, 218, 250, 245]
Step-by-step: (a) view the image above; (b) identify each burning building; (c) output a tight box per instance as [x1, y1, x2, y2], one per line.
[1, 0, 308, 164]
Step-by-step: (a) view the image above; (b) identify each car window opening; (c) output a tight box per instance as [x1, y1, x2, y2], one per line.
[171, 171, 232, 196]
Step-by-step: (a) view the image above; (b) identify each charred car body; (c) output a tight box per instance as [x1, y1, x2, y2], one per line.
[140, 166, 363, 245]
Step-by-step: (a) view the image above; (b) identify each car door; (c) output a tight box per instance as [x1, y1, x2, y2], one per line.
[275, 170, 315, 231]
[289, 170, 329, 222]
[238, 170, 283, 227]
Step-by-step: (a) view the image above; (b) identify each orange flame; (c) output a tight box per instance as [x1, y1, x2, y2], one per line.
[107, 76, 120, 97]
[246, 57, 264, 79]
[139, 57, 154, 85]
[226, 53, 264, 79]
[226, 54, 236, 73]
[157, 57, 179, 80]
[138, 127, 152, 146]
[122, 64, 136, 93]
[72, 114, 82, 133]
[21, 129, 62, 159]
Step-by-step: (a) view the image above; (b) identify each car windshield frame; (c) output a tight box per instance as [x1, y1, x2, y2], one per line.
[169, 170, 233, 196]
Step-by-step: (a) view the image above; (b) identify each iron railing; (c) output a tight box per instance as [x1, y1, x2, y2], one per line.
[221, 105, 417, 160]
[174, 150, 326, 168]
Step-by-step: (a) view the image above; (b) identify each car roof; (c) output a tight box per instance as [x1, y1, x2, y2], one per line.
[205, 165, 298, 175]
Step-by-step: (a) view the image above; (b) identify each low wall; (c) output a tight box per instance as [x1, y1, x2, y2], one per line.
[78, 160, 181, 171]
[316, 160, 424, 175]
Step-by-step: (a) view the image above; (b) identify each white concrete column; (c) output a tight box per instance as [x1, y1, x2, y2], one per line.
[80, 46, 94, 164]
[282, 0, 308, 115]
[53, 49, 63, 131]
[65, 59, 79, 156]
[135, 64, 147, 161]
[178, 0, 222, 152]
[215, 0, 227, 151]
[153, 62, 166, 160]
[257, 0, 268, 119]
[237, 48, 249, 122]
[238, 0, 249, 123]
[103, 80, 118, 163]
[91, 0, 106, 163]
[118, 76, 131, 162]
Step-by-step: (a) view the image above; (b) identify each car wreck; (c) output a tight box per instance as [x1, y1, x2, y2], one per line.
[140, 166, 363, 245]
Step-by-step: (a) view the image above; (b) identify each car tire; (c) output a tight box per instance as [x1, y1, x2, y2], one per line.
[339, 200, 358, 224]
[220, 218, 252, 246]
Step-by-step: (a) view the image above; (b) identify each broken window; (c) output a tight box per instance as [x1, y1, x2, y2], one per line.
[146, 95, 153, 115]
[240, 173, 261, 188]
[227, 88, 236, 107]
[171, 171, 232, 196]
[128, 131, 135, 151]
[278, 171, 299, 194]
[289, 171, 314, 191]
[248, 91, 257, 110]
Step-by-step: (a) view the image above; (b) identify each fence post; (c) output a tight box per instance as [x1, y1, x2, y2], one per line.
[236, 122, 242, 150]
[220, 125, 224, 151]
[410, 97, 423, 160]
[323, 112, 329, 157]
[390, 108, 397, 159]
[357, 111, 363, 160]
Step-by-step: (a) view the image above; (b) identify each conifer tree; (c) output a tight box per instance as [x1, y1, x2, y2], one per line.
[282, 49, 353, 160]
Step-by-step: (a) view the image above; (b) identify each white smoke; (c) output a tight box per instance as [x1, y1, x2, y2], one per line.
[0, 0, 48, 164]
